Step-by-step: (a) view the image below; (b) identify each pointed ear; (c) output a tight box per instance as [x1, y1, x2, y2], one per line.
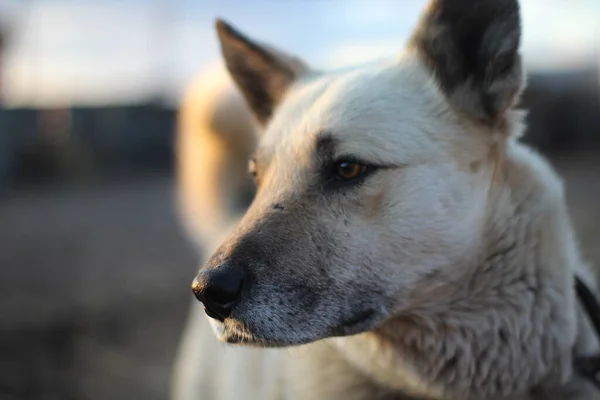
[215, 19, 309, 126]
[409, 0, 524, 125]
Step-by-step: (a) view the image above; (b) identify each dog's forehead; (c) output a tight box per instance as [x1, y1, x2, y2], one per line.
[257, 56, 451, 166]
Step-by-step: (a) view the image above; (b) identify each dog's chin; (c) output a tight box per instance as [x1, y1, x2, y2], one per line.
[206, 308, 382, 348]
[207, 317, 315, 347]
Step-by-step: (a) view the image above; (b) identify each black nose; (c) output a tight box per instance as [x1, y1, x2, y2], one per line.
[191, 265, 244, 321]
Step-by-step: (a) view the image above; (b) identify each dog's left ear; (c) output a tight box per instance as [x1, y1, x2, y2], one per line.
[216, 19, 309, 126]
[409, 0, 524, 125]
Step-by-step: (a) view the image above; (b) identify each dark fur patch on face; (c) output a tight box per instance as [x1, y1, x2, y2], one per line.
[216, 19, 306, 125]
[315, 134, 337, 162]
[199, 159, 359, 344]
[409, 0, 523, 123]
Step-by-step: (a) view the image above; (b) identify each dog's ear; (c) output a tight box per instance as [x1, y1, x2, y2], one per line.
[409, 0, 524, 124]
[216, 19, 308, 126]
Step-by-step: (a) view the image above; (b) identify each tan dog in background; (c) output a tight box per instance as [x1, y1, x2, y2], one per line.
[172, 0, 600, 398]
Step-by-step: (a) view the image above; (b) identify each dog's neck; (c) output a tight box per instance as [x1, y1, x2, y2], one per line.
[331, 142, 583, 400]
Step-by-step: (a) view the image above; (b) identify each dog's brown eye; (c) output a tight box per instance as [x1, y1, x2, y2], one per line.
[335, 161, 365, 181]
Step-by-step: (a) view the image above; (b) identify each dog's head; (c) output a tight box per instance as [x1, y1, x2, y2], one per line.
[193, 0, 525, 346]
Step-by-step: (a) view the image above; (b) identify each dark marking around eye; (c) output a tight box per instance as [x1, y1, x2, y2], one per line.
[315, 134, 336, 164]
[272, 203, 284, 211]
[323, 157, 378, 191]
[311, 132, 406, 193]
[313, 134, 376, 191]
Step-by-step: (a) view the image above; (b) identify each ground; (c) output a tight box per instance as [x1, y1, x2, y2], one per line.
[1, 152, 599, 400]
[0, 173, 196, 400]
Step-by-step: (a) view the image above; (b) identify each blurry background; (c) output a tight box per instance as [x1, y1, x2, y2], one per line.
[0, 1, 598, 399]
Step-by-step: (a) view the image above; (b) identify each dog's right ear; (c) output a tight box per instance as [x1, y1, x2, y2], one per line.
[216, 19, 308, 126]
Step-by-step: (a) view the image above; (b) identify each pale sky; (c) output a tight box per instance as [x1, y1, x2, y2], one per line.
[1, 0, 598, 107]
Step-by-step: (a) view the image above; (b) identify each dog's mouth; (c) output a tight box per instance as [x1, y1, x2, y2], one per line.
[202, 304, 228, 321]
[208, 318, 315, 347]
[208, 316, 268, 346]
[206, 308, 381, 347]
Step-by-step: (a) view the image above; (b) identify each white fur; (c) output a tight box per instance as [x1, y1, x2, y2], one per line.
[172, 19, 600, 400]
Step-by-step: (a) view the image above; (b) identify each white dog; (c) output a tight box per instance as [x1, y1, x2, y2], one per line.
[173, 0, 600, 398]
